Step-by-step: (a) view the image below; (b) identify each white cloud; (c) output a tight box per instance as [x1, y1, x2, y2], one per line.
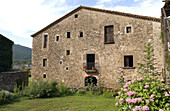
[94, 0, 164, 18]
[0, 0, 73, 40]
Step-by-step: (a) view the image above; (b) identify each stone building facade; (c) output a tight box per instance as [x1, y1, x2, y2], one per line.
[31, 6, 164, 88]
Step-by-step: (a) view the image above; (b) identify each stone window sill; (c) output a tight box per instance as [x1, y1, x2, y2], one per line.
[123, 67, 136, 69]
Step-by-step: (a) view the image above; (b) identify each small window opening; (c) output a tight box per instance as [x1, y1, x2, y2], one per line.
[43, 74, 46, 78]
[80, 32, 83, 37]
[67, 32, 70, 38]
[56, 36, 59, 41]
[43, 59, 47, 67]
[124, 56, 133, 67]
[66, 67, 69, 70]
[126, 26, 132, 33]
[75, 14, 78, 18]
[59, 60, 63, 65]
[43, 35, 48, 48]
[66, 50, 70, 55]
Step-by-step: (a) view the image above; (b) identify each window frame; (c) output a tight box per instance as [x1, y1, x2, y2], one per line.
[104, 25, 115, 44]
[124, 55, 133, 68]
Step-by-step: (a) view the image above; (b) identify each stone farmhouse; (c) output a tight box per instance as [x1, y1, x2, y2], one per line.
[31, 6, 164, 88]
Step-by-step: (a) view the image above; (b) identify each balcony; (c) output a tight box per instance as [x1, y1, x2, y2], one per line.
[83, 63, 100, 73]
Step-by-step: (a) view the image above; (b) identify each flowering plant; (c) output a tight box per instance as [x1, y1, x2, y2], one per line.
[115, 74, 170, 111]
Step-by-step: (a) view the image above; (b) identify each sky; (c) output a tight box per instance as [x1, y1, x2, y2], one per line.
[0, 0, 164, 48]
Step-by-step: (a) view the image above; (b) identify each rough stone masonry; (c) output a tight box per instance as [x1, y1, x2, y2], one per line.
[31, 6, 164, 89]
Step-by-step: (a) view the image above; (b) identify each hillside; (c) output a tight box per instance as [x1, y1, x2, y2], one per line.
[13, 44, 32, 65]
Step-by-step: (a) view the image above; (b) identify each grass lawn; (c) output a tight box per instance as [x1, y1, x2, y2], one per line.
[0, 95, 118, 111]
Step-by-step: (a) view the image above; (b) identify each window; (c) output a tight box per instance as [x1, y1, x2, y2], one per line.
[104, 25, 114, 43]
[126, 26, 132, 33]
[43, 74, 46, 78]
[59, 60, 63, 65]
[66, 50, 70, 55]
[43, 35, 48, 48]
[56, 36, 59, 41]
[75, 14, 78, 18]
[86, 54, 95, 70]
[43, 59, 47, 67]
[124, 56, 133, 67]
[67, 32, 70, 38]
[66, 66, 69, 70]
[80, 32, 83, 37]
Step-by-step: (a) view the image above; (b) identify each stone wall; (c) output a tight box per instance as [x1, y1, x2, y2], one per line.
[32, 8, 164, 89]
[0, 71, 28, 92]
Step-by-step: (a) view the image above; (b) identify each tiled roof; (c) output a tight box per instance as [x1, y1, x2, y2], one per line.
[31, 6, 160, 37]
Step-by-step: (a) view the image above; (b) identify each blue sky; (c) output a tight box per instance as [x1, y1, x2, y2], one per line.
[0, 0, 164, 48]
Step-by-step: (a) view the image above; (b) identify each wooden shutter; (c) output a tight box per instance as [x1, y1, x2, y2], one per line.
[105, 25, 114, 43]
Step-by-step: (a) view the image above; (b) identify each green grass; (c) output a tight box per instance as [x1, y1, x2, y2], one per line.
[0, 95, 118, 111]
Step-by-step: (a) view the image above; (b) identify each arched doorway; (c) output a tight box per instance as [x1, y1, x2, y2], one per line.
[85, 75, 97, 86]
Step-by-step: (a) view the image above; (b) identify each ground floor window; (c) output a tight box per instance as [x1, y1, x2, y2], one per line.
[85, 75, 97, 86]
[124, 55, 133, 67]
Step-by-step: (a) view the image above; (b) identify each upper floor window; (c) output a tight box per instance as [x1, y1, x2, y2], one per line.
[104, 25, 114, 43]
[56, 36, 59, 41]
[43, 74, 47, 78]
[80, 32, 83, 37]
[124, 55, 133, 67]
[43, 59, 47, 67]
[75, 14, 78, 18]
[67, 32, 70, 38]
[126, 26, 132, 33]
[43, 35, 48, 48]
[66, 50, 70, 55]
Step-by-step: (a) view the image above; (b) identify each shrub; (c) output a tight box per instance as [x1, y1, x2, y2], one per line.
[0, 90, 14, 104]
[57, 83, 72, 96]
[115, 74, 170, 111]
[76, 89, 87, 95]
[102, 89, 118, 98]
[24, 79, 58, 98]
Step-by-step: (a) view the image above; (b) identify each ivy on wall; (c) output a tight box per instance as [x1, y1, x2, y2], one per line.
[0, 34, 14, 72]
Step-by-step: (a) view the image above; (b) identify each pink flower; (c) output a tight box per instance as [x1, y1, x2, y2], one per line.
[149, 76, 153, 78]
[116, 96, 118, 99]
[127, 92, 133, 96]
[143, 106, 149, 111]
[158, 78, 161, 81]
[144, 85, 149, 88]
[137, 78, 142, 81]
[132, 91, 137, 95]
[85, 76, 88, 78]
[120, 98, 124, 102]
[159, 109, 164, 111]
[132, 80, 135, 83]
[121, 94, 124, 96]
[165, 94, 170, 97]
[123, 89, 127, 91]
[150, 94, 155, 99]
[129, 105, 131, 109]
[115, 102, 118, 106]
[135, 106, 141, 110]
[121, 88, 123, 90]
[132, 99, 138, 104]
[161, 87, 166, 90]
[121, 69, 125, 73]
[146, 100, 150, 104]
[126, 98, 132, 103]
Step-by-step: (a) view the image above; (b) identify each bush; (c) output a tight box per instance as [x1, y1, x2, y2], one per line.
[0, 90, 14, 104]
[76, 89, 87, 95]
[57, 83, 72, 96]
[102, 89, 118, 98]
[24, 79, 58, 98]
[115, 74, 170, 111]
